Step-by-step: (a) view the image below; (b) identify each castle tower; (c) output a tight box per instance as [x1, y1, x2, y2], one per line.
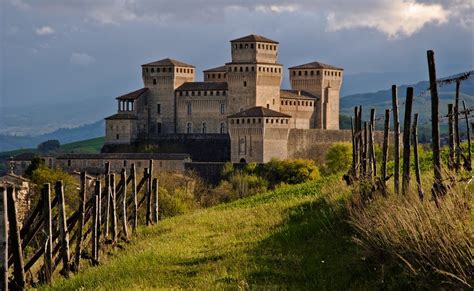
[141, 58, 195, 134]
[226, 35, 283, 114]
[288, 62, 343, 129]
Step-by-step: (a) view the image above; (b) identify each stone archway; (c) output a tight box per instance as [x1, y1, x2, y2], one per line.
[239, 158, 247, 163]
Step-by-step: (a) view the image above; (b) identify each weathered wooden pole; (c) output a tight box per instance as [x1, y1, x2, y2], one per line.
[462, 100, 472, 171]
[448, 104, 455, 169]
[7, 186, 25, 290]
[351, 115, 356, 178]
[110, 174, 118, 243]
[427, 50, 446, 197]
[381, 109, 390, 184]
[412, 114, 424, 200]
[92, 179, 100, 263]
[153, 178, 159, 223]
[454, 80, 461, 170]
[131, 164, 138, 233]
[146, 160, 153, 226]
[104, 162, 111, 239]
[369, 108, 377, 178]
[358, 106, 363, 178]
[363, 122, 368, 177]
[0, 186, 7, 291]
[402, 87, 414, 195]
[392, 85, 401, 195]
[73, 172, 87, 272]
[42, 183, 53, 284]
[121, 169, 129, 240]
[55, 181, 70, 277]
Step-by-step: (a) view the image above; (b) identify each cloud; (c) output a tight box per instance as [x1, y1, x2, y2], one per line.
[35, 26, 55, 35]
[70, 53, 95, 66]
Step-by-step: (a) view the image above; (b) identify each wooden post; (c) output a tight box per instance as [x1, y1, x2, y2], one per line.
[362, 122, 368, 177]
[55, 181, 70, 277]
[7, 186, 25, 289]
[402, 87, 414, 195]
[381, 109, 390, 184]
[42, 183, 53, 284]
[369, 108, 376, 178]
[427, 50, 446, 197]
[454, 80, 461, 170]
[352, 107, 359, 178]
[121, 169, 129, 240]
[392, 85, 401, 195]
[412, 114, 424, 200]
[92, 179, 100, 263]
[110, 174, 117, 243]
[131, 164, 138, 233]
[153, 178, 159, 223]
[104, 162, 111, 239]
[146, 160, 153, 226]
[0, 186, 7, 291]
[462, 101, 472, 171]
[448, 104, 455, 169]
[73, 172, 87, 272]
[358, 106, 363, 178]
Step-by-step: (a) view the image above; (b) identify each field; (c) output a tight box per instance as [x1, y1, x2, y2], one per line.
[44, 177, 389, 290]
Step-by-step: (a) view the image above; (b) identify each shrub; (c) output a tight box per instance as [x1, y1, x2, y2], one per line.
[324, 142, 352, 174]
[262, 159, 320, 186]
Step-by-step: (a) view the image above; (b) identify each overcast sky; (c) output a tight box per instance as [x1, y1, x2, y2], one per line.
[1, 0, 472, 107]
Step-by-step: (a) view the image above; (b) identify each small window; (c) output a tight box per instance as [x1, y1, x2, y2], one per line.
[151, 68, 155, 73]
[67, 160, 71, 167]
[298, 71, 302, 76]
[187, 102, 192, 114]
[240, 67, 243, 72]
[239, 43, 243, 49]
[293, 71, 296, 76]
[210, 91, 214, 96]
[202, 122, 207, 133]
[267, 104, 270, 109]
[220, 122, 226, 134]
[116, 134, 120, 140]
[153, 79, 157, 85]
[245, 67, 249, 72]
[244, 43, 248, 49]
[157, 122, 162, 133]
[220, 103, 225, 114]
[186, 122, 192, 133]
[266, 119, 269, 123]
[216, 91, 220, 96]
[157, 103, 161, 114]
[212, 74, 215, 78]
[168, 67, 172, 72]
[250, 44, 254, 49]
[243, 81, 247, 87]
[123, 160, 127, 167]
[305, 71, 308, 76]
[218, 73, 221, 78]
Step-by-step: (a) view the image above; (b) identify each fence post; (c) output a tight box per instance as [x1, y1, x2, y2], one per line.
[104, 162, 111, 240]
[412, 113, 424, 200]
[448, 104, 455, 170]
[42, 183, 53, 284]
[462, 101, 472, 171]
[92, 179, 100, 263]
[381, 109, 390, 186]
[121, 169, 129, 240]
[110, 174, 117, 243]
[392, 84, 400, 195]
[0, 186, 7, 291]
[55, 181, 70, 277]
[402, 87, 414, 195]
[362, 122, 368, 177]
[454, 80, 461, 170]
[7, 186, 25, 290]
[131, 164, 138, 233]
[146, 160, 153, 226]
[73, 172, 87, 272]
[358, 106, 363, 178]
[153, 179, 159, 223]
[369, 108, 376, 178]
[427, 50, 446, 199]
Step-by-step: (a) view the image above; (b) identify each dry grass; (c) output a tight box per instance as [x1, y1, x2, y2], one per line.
[348, 180, 473, 289]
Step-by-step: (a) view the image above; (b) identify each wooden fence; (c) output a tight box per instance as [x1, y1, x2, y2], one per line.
[1, 160, 159, 290]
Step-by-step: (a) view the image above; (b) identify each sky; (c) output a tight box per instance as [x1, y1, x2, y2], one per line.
[0, 0, 473, 107]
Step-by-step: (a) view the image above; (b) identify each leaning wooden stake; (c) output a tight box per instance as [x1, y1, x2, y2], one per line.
[454, 81, 461, 170]
[104, 162, 111, 239]
[0, 186, 7, 291]
[7, 186, 25, 290]
[131, 164, 138, 233]
[92, 179, 100, 263]
[369, 108, 377, 178]
[427, 50, 446, 198]
[392, 85, 401, 195]
[121, 169, 129, 240]
[412, 113, 424, 200]
[448, 104, 455, 169]
[153, 178, 159, 223]
[402, 87, 414, 195]
[462, 100, 472, 171]
[351, 114, 356, 178]
[381, 109, 390, 185]
[146, 160, 153, 226]
[73, 172, 87, 272]
[110, 174, 118, 243]
[42, 183, 53, 284]
[55, 181, 70, 277]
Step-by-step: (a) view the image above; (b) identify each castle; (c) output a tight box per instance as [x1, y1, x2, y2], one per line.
[105, 34, 344, 163]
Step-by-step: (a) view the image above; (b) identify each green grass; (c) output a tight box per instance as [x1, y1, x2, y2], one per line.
[59, 137, 105, 153]
[45, 177, 382, 290]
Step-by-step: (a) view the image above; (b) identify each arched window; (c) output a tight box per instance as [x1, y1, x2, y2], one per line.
[243, 81, 247, 87]
[220, 122, 226, 134]
[202, 122, 207, 133]
[186, 122, 192, 133]
[187, 102, 192, 114]
[220, 103, 225, 114]
[153, 79, 157, 85]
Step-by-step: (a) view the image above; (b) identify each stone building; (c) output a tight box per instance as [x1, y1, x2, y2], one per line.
[105, 34, 344, 163]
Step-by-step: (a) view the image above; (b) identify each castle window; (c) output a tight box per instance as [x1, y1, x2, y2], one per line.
[258, 67, 261, 72]
[240, 67, 243, 72]
[191, 91, 195, 96]
[186, 91, 189, 96]
[339, 72, 341, 77]
[245, 67, 249, 72]
[168, 67, 172, 72]
[212, 73, 215, 78]
[281, 101, 284, 105]
[216, 91, 220, 96]
[153, 79, 157, 85]
[157, 68, 160, 73]
[151, 68, 155, 73]
[286, 119, 289, 124]
[223, 91, 226, 96]
[187, 102, 192, 114]
[244, 43, 248, 49]
[236, 119, 239, 124]
[271, 119, 274, 124]
[258, 44, 261, 49]
[276, 119, 279, 123]
[234, 44, 237, 49]
[305, 71, 308, 76]
[273, 99, 275, 105]
[317, 70, 320, 75]
[123, 160, 127, 167]
[210, 91, 214, 96]
[267, 104, 270, 109]
[243, 81, 247, 87]
[186, 122, 192, 133]
[239, 43, 243, 49]
[298, 101, 300, 106]
[293, 71, 296, 76]
[207, 74, 210, 79]
[250, 44, 254, 49]
[270, 68, 273, 73]
[220, 103, 225, 114]
[231, 119, 234, 124]
[180, 91, 183, 96]
[67, 160, 71, 167]
[258, 118, 261, 123]
[251, 67, 254, 72]
[234, 67, 237, 72]
[229, 67, 232, 72]
[266, 119, 269, 123]
[266, 44, 269, 49]
[157, 122, 162, 134]
[116, 134, 120, 140]
[202, 122, 207, 133]
[220, 122, 226, 133]
[224, 73, 226, 78]
[311, 71, 314, 76]
[298, 71, 302, 76]
[198, 91, 201, 96]
[218, 73, 221, 78]
[252, 118, 255, 123]
[204, 91, 207, 96]
[242, 119, 245, 124]
[247, 119, 250, 124]
[157, 103, 161, 114]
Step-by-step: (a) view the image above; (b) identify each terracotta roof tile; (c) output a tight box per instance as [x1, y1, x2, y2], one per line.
[228, 106, 291, 118]
[280, 89, 318, 100]
[116, 88, 148, 100]
[104, 112, 137, 120]
[230, 34, 278, 44]
[176, 82, 228, 91]
[289, 61, 343, 71]
[142, 58, 195, 67]
[203, 66, 227, 72]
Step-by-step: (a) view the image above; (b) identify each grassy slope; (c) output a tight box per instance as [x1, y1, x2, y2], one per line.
[46, 177, 381, 290]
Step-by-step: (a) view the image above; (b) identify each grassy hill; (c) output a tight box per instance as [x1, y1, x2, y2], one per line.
[45, 177, 400, 290]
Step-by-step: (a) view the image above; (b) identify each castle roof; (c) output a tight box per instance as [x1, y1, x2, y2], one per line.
[228, 106, 291, 118]
[230, 34, 279, 44]
[176, 82, 228, 91]
[203, 66, 227, 73]
[280, 89, 318, 100]
[57, 153, 190, 161]
[289, 61, 343, 71]
[142, 58, 195, 67]
[116, 88, 148, 100]
[104, 112, 137, 120]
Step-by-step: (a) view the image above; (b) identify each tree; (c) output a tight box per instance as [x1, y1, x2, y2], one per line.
[37, 139, 60, 153]
[24, 156, 45, 178]
[325, 142, 352, 174]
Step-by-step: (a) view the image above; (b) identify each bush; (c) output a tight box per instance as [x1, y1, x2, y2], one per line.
[324, 142, 352, 174]
[262, 159, 320, 186]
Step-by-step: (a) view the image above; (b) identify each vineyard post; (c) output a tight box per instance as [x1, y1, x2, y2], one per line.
[104, 162, 111, 239]
[369, 108, 376, 178]
[94, 179, 102, 263]
[462, 101, 472, 170]
[110, 174, 117, 243]
[121, 168, 129, 240]
[454, 81, 461, 170]
[351, 114, 356, 178]
[73, 172, 87, 272]
[42, 183, 53, 284]
[92, 179, 98, 263]
[146, 160, 153, 226]
[448, 104, 455, 169]
[381, 109, 390, 193]
[131, 163, 138, 233]
[402, 87, 414, 195]
[153, 178, 159, 223]
[55, 181, 70, 277]
[363, 122, 368, 177]
[0, 186, 7, 291]
[412, 113, 424, 200]
[427, 50, 446, 197]
[358, 106, 363, 178]
[392, 85, 400, 195]
[352, 106, 359, 178]
[7, 186, 25, 289]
